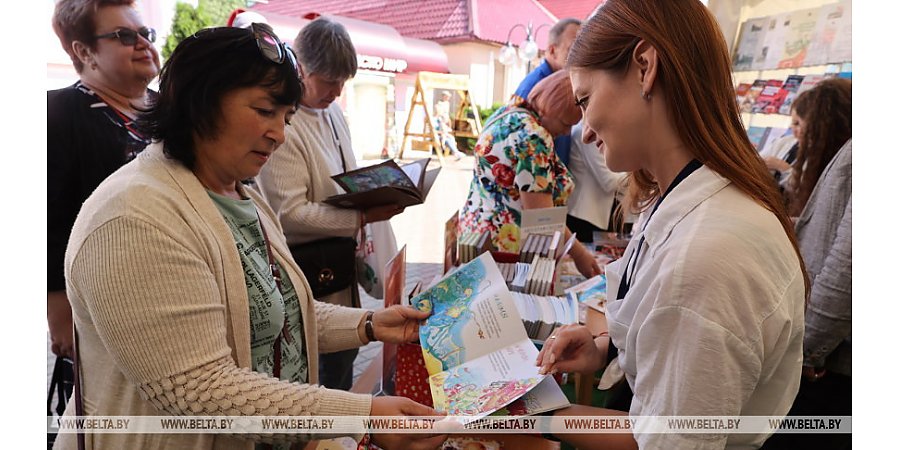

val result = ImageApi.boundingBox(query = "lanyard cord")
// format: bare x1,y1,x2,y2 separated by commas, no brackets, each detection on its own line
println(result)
256,212,292,379
616,159,703,300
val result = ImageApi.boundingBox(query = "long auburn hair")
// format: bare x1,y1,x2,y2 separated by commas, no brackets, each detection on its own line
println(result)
568,0,809,297
789,78,852,216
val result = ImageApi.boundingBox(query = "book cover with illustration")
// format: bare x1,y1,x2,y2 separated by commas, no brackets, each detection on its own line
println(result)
734,83,752,109
325,158,440,209
412,253,569,421
755,13,789,69
566,274,608,322
732,18,767,71
746,126,771,151
751,79,785,114
740,80,767,113
776,75,806,115
777,7,819,69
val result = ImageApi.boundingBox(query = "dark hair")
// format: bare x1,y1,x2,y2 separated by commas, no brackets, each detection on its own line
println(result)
788,78,852,216
140,25,302,169
567,0,809,297
549,18,581,47
52,0,134,73
293,17,357,80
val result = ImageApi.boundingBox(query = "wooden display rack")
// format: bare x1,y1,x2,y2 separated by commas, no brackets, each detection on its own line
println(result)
399,71,483,164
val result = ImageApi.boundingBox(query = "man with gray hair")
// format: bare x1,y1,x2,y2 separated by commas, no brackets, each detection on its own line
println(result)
255,17,404,392
513,18,581,165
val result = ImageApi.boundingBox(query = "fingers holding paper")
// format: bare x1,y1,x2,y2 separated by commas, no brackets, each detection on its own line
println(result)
535,324,607,375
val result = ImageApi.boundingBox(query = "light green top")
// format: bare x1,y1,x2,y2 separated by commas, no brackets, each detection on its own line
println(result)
207,190,308,384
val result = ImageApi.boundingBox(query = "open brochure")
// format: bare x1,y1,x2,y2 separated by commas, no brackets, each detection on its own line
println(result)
411,253,569,422
324,158,441,209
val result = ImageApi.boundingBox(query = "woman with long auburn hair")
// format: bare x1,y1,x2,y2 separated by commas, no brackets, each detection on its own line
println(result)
535,1,809,449
786,78,852,216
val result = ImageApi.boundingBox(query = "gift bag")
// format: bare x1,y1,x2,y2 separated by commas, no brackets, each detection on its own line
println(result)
394,343,433,408
356,221,398,300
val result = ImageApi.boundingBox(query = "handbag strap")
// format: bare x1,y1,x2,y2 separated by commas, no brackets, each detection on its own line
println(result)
325,112,349,173
73,324,85,450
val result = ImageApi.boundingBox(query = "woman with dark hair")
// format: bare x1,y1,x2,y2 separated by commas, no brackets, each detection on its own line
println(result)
535,1,808,449
58,25,445,450
48,0,159,361
784,78,852,216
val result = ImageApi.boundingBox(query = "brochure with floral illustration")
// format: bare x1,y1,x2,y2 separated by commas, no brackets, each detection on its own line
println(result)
324,158,440,209
412,253,569,420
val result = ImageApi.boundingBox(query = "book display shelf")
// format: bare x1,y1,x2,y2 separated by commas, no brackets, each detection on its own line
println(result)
729,0,852,151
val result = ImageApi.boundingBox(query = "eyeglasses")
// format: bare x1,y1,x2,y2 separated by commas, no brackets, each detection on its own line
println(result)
95,27,157,46
251,23,297,71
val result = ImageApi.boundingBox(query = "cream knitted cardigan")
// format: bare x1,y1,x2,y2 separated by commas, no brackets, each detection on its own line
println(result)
57,143,372,450
255,102,362,246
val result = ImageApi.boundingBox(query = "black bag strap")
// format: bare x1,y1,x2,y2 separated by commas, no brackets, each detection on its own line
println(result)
325,111,349,173
73,324,85,450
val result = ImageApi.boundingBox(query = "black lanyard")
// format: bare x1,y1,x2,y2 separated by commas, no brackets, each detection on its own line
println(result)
615,159,703,300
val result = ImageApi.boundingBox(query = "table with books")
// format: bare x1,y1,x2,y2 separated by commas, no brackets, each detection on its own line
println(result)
331,217,631,449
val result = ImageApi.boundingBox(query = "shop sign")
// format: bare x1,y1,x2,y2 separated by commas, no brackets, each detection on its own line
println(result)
358,54,408,73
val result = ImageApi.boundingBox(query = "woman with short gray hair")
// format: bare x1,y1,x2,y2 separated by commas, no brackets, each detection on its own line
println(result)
255,17,405,391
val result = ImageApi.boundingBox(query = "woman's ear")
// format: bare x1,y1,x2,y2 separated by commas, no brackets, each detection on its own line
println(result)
632,39,658,100
72,40,93,68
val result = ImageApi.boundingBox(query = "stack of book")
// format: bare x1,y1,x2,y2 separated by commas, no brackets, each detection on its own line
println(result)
458,231,491,264
512,292,578,343
509,255,558,296
519,231,562,263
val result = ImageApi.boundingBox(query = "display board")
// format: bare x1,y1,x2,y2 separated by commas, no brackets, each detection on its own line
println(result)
731,1,851,71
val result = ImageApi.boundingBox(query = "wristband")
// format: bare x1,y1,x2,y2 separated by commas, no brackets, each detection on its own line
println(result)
364,311,376,343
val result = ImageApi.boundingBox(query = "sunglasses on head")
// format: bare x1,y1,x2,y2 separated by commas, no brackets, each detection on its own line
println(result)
250,23,298,71
95,26,157,46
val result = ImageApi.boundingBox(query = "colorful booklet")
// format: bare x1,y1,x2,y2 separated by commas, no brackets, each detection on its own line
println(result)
324,158,440,209
740,79,767,113
565,274,608,323
775,75,806,115
412,253,569,421
751,79,784,114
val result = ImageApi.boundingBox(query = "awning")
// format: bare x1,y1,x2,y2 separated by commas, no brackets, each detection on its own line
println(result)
257,11,449,74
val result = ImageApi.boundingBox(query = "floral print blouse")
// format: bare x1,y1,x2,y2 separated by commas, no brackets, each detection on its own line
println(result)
459,97,574,253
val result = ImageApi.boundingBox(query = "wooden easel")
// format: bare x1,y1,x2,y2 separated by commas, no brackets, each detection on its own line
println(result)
399,71,483,164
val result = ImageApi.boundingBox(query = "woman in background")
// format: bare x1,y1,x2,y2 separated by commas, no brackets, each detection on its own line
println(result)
782,78,851,216
48,0,159,361
459,70,600,278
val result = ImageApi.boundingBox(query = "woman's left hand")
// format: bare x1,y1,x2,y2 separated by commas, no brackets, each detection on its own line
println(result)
372,305,431,344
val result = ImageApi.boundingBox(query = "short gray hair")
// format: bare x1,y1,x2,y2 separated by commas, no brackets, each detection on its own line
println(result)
548,18,581,47
293,17,358,79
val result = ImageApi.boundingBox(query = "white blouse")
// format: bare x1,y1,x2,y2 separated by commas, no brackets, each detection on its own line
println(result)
605,165,805,449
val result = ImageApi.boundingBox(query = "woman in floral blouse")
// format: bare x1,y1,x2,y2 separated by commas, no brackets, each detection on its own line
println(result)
460,70,601,277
